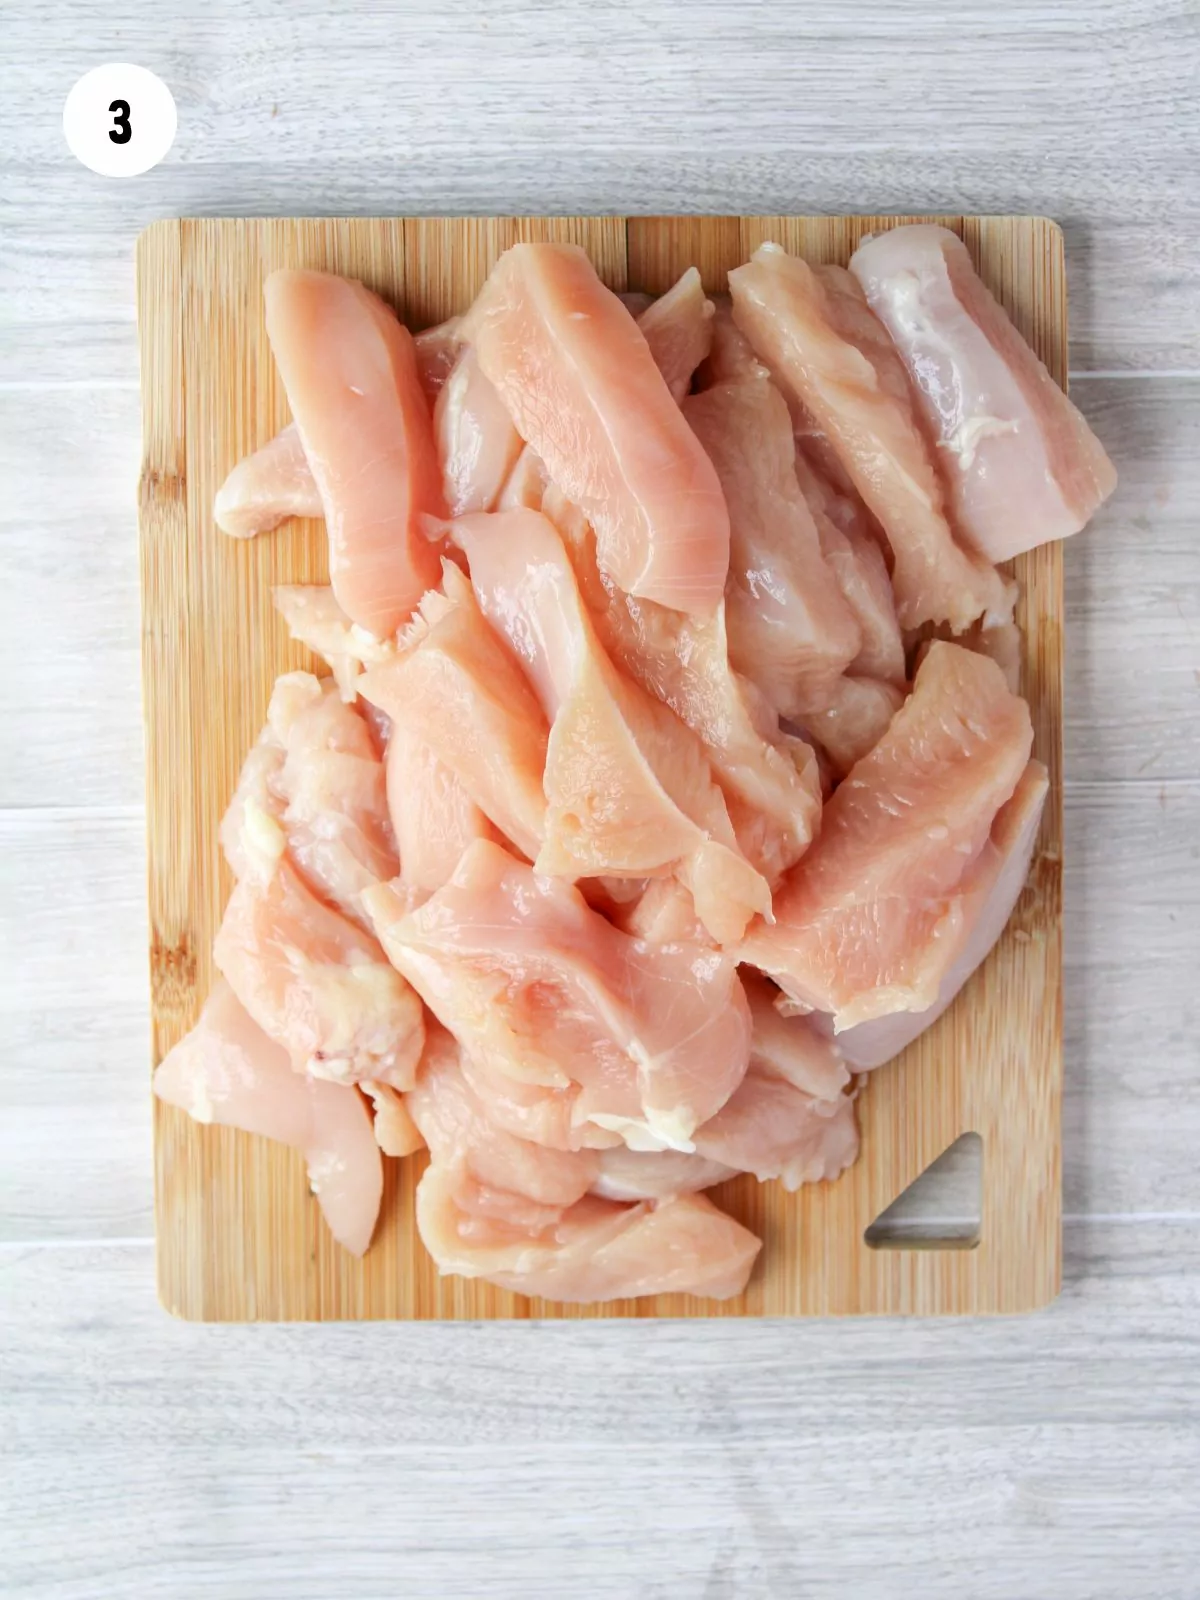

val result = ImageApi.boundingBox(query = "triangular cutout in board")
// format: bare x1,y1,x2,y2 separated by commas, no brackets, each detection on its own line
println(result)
865,1133,982,1250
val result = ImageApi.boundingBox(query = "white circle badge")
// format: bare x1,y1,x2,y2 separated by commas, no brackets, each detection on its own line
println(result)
63,64,177,177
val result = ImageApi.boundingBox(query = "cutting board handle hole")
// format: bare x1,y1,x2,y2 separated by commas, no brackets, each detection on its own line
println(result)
864,1132,982,1251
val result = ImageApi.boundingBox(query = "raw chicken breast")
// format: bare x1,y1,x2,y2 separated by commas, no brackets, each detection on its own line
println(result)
385,716,499,897
265,269,445,636
590,1144,734,1201
688,971,858,1189
452,507,770,942
455,1051,622,1153
462,243,731,615
497,445,548,511
408,1023,599,1229
741,642,1033,1028
827,758,1049,1069
850,225,1116,560
741,970,850,1099
542,489,821,887
262,672,397,926
363,839,751,1151
154,980,382,1256
636,267,715,402
696,297,769,388
912,615,1023,695
417,1166,760,1302
434,346,524,515
683,376,861,718
272,584,397,702
694,1070,860,1191
213,423,322,539
794,676,906,780
214,853,425,1089
361,1080,425,1157
413,317,464,406
358,564,549,861
616,878,708,945
728,245,1013,633
792,450,905,685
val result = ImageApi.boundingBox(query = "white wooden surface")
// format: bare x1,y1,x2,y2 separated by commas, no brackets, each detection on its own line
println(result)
2,2,1198,1595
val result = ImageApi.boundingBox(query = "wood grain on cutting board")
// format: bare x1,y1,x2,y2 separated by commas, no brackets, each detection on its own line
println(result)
137,214,1063,1320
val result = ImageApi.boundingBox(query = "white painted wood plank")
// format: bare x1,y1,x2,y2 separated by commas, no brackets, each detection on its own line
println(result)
2,1,1199,371
4,377,1195,807
3,781,1197,1241
2,1228,1198,1599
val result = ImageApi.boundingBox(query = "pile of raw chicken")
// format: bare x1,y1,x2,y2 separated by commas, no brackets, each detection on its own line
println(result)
155,225,1115,1304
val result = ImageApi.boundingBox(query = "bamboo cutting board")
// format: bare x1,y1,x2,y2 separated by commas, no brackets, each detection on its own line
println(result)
138,214,1063,1321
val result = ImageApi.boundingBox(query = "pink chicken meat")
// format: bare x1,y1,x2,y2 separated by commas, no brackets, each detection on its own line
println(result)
728,245,1013,633
264,269,445,637
826,757,1049,1069
416,1167,761,1303
154,980,382,1256
363,839,751,1152
850,225,1116,561
220,672,398,930
741,642,1033,1029
213,422,323,540
462,243,731,615
541,488,821,888
358,564,550,862
451,507,770,943
636,267,715,403
684,374,862,718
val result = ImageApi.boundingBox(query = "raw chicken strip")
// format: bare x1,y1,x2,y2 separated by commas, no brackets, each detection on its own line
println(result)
358,564,549,861
696,297,769,388
413,317,464,407
741,642,1033,1028
434,346,524,516
694,1071,859,1191
214,423,323,539
688,972,858,1189
683,376,861,718
850,225,1116,560
455,1051,622,1152
417,1167,760,1303
362,1080,425,1157
385,716,499,897
792,450,905,685
794,676,906,780
591,1145,735,1201
272,585,397,702
220,672,396,928
497,445,548,511
154,980,382,1256
616,878,708,946
214,853,425,1089
825,758,1049,1069
363,839,751,1151
462,243,731,615
912,615,1023,695
636,268,715,402
265,269,445,636
452,507,770,942
408,1024,599,1229
741,971,850,1099
728,245,1012,632
542,489,820,886
268,672,398,925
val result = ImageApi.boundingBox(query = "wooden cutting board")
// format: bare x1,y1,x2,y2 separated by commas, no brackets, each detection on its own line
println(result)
137,214,1063,1321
